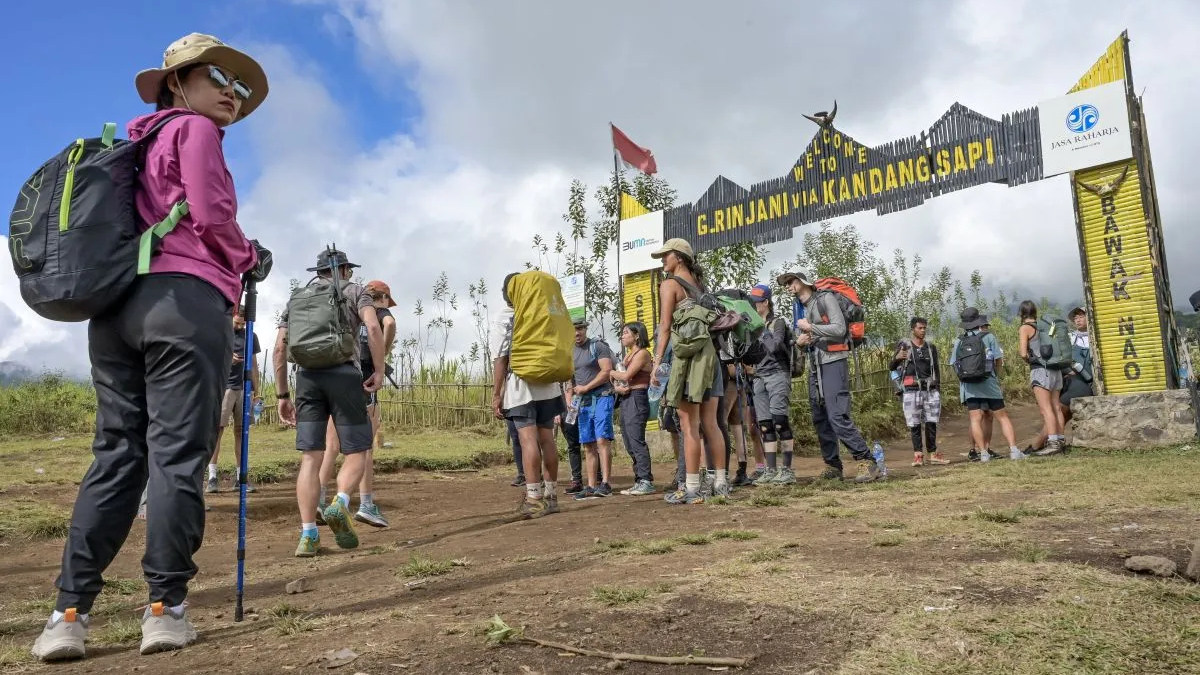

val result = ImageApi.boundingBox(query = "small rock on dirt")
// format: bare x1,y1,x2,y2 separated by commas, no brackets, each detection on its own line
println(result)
605,660,625,670
317,648,359,669
286,577,313,594
1125,555,1176,577
583,627,593,634
1186,540,1200,581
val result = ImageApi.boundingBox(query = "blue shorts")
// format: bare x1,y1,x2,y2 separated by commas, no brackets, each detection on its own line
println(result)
578,395,616,444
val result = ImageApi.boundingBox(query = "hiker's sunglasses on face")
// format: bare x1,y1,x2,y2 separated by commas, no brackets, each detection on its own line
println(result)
206,64,252,101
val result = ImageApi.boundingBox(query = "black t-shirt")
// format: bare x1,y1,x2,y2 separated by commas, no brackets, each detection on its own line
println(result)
359,307,393,376
892,339,939,384
228,329,261,390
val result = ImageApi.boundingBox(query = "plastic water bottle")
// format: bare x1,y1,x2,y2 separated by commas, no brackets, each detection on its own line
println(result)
564,400,579,425
872,441,888,478
252,398,264,424
648,362,671,403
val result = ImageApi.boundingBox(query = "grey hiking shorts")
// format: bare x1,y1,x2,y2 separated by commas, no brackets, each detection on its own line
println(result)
752,370,791,421
1030,366,1063,392
295,363,373,453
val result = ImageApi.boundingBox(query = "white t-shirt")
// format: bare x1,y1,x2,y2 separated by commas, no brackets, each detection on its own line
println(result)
1071,330,1090,350
490,307,564,409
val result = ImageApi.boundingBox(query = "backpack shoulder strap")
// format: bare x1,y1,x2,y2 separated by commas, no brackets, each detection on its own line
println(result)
667,273,702,300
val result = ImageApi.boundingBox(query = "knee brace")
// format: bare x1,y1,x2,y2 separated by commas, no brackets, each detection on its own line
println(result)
757,419,779,443
773,415,793,441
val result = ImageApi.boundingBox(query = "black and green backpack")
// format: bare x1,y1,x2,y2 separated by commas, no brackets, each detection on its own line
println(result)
7,114,189,322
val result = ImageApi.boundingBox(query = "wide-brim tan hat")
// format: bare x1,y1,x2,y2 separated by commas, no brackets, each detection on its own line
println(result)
135,33,269,121
650,238,694,261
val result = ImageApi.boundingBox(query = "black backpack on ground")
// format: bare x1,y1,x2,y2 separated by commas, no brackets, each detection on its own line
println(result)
8,114,189,322
954,331,989,383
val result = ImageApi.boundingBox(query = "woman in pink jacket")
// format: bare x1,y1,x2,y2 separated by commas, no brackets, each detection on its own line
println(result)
33,33,271,662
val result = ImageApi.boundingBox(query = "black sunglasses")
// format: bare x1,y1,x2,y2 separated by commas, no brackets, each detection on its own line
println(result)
206,64,252,101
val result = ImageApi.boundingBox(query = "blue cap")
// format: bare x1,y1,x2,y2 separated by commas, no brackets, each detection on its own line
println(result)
749,284,771,302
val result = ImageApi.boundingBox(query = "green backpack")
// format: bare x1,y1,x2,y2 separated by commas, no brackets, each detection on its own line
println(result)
667,276,765,361
1031,316,1073,371
286,276,358,369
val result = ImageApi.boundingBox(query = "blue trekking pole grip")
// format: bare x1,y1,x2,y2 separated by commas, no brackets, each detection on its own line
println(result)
235,277,257,622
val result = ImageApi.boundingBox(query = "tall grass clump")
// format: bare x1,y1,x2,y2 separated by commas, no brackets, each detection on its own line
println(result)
0,373,95,435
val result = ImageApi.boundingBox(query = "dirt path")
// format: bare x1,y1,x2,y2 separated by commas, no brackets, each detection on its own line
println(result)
1,403,1064,673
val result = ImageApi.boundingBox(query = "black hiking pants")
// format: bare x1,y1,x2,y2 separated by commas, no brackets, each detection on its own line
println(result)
55,275,232,613
809,357,871,471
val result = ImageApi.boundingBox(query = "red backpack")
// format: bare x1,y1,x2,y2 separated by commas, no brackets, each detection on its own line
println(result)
813,277,866,351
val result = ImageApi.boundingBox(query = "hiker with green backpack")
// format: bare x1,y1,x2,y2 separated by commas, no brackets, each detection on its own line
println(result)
25,33,271,662
1018,301,1071,456
274,248,387,558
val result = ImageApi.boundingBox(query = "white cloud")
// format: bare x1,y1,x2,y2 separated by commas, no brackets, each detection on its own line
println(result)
4,0,1198,376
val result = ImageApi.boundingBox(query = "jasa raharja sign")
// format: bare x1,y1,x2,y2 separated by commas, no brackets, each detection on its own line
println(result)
1039,79,1133,177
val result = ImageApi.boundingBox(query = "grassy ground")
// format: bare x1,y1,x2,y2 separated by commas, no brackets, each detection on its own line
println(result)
0,425,508,492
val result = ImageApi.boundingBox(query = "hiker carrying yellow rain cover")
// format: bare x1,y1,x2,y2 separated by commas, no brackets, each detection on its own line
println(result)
505,271,573,384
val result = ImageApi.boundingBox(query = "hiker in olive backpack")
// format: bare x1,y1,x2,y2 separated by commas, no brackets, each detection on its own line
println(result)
890,317,948,467
779,271,877,483
1017,301,1067,456
275,248,386,558
32,33,271,663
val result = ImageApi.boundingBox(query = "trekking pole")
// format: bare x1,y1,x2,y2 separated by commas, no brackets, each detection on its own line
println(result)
234,276,257,623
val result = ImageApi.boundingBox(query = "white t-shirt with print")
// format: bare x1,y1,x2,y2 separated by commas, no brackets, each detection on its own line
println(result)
490,306,564,409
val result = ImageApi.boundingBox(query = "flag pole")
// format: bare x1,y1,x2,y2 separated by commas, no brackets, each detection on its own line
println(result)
612,125,624,338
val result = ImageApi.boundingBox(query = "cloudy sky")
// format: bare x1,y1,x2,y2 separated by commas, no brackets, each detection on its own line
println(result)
2,0,1197,377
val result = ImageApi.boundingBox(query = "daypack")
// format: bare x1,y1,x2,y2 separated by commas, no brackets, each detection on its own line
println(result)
1030,317,1073,370
812,277,866,350
715,288,768,364
954,332,990,383
506,270,573,384
8,114,190,322
286,274,358,369
668,277,764,362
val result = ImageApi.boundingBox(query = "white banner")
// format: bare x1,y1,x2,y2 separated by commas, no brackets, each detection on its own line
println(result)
557,273,585,323
618,209,665,275
1039,79,1133,177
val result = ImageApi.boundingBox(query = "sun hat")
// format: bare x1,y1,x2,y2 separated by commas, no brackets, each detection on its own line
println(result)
650,238,694,261
960,307,990,330
776,271,814,288
135,33,269,121
306,248,360,272
365,280,397,307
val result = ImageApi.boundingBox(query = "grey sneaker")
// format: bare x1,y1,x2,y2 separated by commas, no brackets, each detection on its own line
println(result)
771,468,796,485
753,467,778,486
354,503,389,528
713,483,732,498
665,489,704,505
31,609,88,662
1034,439,1065,457
204,476,218,494
139,602,197,655
747,467,766,482
627,480,655,496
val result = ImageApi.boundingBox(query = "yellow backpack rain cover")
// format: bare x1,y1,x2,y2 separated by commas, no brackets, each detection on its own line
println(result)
507,271,574,384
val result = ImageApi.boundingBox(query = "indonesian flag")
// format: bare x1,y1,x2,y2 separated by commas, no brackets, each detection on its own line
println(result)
611,123,657,175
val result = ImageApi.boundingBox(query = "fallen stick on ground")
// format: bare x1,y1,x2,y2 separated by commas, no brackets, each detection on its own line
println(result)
516,635,753,667
484,614,752,667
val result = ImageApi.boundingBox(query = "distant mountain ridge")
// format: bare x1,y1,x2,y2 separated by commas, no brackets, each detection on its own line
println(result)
0,361,37,386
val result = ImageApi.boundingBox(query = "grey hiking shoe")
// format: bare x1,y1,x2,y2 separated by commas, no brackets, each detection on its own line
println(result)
204,476,218,494
355,504,389,528
1034,439,1065,457
819,466,843,481
139,602,197,655
854,459,880,483
771,468,796,485
665,489,704,505
321,500,360,549
713,483,732,498
31,609,88,662
753,467,777,486
626,480,656,496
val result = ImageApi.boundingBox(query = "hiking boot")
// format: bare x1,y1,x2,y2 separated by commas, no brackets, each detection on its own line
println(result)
544,494,559,515
854,459,880,483
771,468,796,485
139,602,197,655
819,466,843,481
928,452,950,465
912,452,925,467
573,486,597,501
626,480,656,496
732,470,753,487
295,532,319,557
1035,439,1065,457
594,483,613,498
713,483,732,498
967,449,981,462
510,475,526,487
205,476,219,494
321,500,360,549
1010,446,1029,460
31,609,88,662
752,467,778,486
518,497,547,519
355,504,389,528
564,481,584,495
665,489,703,505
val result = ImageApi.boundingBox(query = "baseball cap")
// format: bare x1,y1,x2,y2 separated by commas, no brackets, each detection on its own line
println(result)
749,284,772,302
650,238,695,261
365,280,397,307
